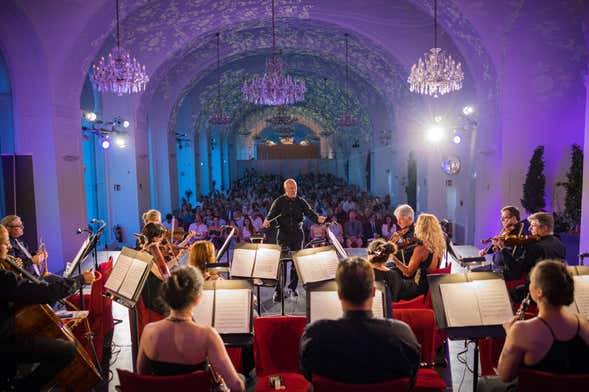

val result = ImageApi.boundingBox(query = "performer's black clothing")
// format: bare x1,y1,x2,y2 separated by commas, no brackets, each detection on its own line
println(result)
490,222,525,268
0,267,84,390
300,310,420,384
8,237,40,277
266,195,320,291
500,234,565,281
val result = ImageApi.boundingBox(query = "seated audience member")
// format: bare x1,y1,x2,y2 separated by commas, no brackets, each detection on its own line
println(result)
309,221,327,245
495,260,589,384
137,266,245,391
189,215,209,242
381,214,397,241
239,217,254,243
188,240,222,281
328,215,344,244
207,216,224,249
390,213,444,300
300,257,420,384
344,211,363,248
363,213,382,244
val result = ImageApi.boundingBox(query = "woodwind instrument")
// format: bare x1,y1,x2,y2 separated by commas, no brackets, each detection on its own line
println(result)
208,361,229,391
37,236,49,276
516,293,531,320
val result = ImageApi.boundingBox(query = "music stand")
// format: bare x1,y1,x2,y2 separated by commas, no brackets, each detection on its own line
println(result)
206,226,236,275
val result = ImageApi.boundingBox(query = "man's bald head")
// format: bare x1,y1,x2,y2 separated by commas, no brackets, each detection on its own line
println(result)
283,178,298,198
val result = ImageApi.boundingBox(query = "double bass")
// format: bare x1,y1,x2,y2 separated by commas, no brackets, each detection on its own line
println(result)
0,256,102,391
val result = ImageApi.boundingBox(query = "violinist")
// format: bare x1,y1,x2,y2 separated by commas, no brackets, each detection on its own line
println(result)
2,215,47,278
139,223,171,316
493,212,565,286
390,213,445,301
391,204,416,265
479,206,525,262
0,224,95,391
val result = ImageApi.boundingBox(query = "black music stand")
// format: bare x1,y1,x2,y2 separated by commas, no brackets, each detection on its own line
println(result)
428,272,512,392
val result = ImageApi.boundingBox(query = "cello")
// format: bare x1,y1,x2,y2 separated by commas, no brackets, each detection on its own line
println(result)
0,256,102,391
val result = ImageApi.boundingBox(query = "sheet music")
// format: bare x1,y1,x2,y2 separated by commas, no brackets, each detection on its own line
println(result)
214,289,251,334
252,247,280,279
230,248,256,277
573,275,589,317
310,291,342,323
192,289,214,327
327,228,348,258
373,288,384,318
119,259,148,299
474,279,513,325
440,282,482,327
104,253,133,292
297,250,339,284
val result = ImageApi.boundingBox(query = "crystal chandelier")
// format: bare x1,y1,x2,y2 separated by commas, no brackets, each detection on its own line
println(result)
408,0,463,97
242,0,306,106
337,33,358,128
209,33,232,125
90,0,149,96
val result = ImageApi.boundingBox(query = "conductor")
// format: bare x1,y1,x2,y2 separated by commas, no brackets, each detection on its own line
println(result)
263,178,325,301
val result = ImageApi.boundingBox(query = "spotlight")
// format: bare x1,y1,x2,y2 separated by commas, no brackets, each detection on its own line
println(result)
114,135,127,148
100,137,111,150
84,112,97,121
462,106,474,116
434,115,443,123
426,125,445,143
452,135,462,144
122,120,130,128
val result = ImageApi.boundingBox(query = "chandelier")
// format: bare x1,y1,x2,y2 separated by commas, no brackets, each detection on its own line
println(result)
266,106,297,127
337,33,358,128
90,0,149,96
242,0,306,106
209,33,232,125
408,0,463,97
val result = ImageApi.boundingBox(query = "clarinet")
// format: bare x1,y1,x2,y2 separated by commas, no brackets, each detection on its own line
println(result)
516,293,531,320
208,361,229,392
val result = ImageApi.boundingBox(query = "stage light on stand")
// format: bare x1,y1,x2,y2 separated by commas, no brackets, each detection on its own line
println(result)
426,125,445,143
84,112,97,121
100,136,111,150
452,135,462,144
463,105,474,116
122,120,130,128
434,115,443,123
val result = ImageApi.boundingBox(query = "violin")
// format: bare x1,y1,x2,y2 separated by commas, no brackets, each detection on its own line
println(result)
481,223,516,244
397,237,419,251
483,234,541,247
388,227,410,244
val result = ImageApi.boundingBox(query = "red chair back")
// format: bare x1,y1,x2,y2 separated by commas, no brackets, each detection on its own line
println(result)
312,374,410,391
253,316,307,376
99,257,114,294
518,368,589,391
393,309,436,363
117,369,211,391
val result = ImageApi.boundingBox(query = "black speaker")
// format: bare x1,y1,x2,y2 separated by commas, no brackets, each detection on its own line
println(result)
1,154,38,249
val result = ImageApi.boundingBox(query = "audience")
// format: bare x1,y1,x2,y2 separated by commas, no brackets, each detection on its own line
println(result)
344,211,364,248
300,257,420,384
137,266,244,391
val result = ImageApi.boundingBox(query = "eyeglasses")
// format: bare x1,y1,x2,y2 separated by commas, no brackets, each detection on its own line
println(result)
500,216,513,221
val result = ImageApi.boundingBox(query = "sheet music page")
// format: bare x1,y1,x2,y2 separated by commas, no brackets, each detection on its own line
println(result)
310,291,342,323
474,279,514,325
214,289,251,334
230,248,256,277
439,282,482,327
119,259,148,299
192,290,214,327
252,248,280,279
297,250,339,284
372,288,384,318
573,276,589,317
105,253,133,292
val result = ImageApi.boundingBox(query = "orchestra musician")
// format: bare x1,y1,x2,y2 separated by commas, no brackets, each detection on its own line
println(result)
139,223,172,316
390,213,445,301
0,224,95,391
493,212,565,286
187,240,222,281
263,178,325,301
391,204,416,265
2,215,48,278
479,206,526,265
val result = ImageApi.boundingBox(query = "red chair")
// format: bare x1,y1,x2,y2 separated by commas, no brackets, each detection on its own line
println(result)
253,316,309,391
391,309,446,392
517,368,589,391
312,374,410,391
116,368,211,391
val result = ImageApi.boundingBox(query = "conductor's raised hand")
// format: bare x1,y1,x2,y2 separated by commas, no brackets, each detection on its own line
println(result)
262,219,270,228
318,216,326,224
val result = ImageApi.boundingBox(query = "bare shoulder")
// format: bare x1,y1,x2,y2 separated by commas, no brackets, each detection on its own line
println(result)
577,313,589,341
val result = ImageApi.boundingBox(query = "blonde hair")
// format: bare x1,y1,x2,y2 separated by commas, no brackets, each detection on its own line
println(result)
142,209,161,225
414,213,446,261
188,240,216,275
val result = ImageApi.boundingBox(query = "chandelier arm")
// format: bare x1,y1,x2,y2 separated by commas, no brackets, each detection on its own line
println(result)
115,0,120,48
